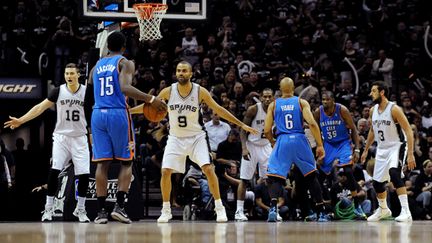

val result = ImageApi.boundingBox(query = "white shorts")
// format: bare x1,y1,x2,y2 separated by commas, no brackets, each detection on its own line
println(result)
240,141,271,180
373,143,406,182
52,133,90,175
162,133,211,173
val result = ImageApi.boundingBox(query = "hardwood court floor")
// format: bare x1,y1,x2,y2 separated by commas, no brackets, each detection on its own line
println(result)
0,220,431,243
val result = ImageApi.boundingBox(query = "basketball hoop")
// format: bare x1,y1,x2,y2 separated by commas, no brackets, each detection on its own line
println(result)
133,3,168,41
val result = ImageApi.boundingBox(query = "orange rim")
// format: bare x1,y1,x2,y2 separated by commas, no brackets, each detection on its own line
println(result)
133,3,168,20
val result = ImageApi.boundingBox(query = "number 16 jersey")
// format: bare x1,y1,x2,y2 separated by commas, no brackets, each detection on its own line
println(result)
372,101,404,148
168,83,204,137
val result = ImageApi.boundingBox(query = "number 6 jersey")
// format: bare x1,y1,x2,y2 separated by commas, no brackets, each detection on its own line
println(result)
48,84,87,136
167,82,204,137
371,101,405,148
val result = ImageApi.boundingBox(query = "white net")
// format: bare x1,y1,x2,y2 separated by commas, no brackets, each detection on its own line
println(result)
133,4,168,41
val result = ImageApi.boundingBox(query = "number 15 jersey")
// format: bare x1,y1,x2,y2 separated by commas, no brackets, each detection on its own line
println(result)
93,55,127,109
168,83,204,137
372,101,404,148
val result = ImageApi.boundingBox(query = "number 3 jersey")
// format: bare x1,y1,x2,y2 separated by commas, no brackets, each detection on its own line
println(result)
372,101,405,148
168,82,204,137
48,84,87,136
319,103,350,144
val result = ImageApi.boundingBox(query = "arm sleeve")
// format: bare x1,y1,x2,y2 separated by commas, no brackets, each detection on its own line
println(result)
47,87,60,103
84,84,94,127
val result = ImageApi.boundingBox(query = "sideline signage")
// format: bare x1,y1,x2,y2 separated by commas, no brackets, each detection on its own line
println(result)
0,78,42,99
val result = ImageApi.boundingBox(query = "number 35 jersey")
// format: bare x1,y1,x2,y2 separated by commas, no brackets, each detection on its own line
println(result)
48,84,87,137
319,103,350,144
168,82,204,137
372,101,404,148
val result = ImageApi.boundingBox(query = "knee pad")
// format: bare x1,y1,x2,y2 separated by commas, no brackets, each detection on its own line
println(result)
389,168,404,188
121,160,133,167
77,174,90,197
372,180,386,193
47,169,61,196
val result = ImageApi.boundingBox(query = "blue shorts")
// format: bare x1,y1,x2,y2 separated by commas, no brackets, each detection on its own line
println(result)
267,133,316,178
321,139,353,174
91,108,135,162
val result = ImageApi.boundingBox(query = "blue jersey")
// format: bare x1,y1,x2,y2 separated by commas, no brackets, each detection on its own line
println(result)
274,96,304,135
319,103,350,143
93,55,127,109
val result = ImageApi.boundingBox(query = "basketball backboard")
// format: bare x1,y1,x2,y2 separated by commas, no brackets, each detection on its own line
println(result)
81,0,206,20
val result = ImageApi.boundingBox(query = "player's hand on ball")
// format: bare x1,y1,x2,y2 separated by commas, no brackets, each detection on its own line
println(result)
151,97,168,113
406,154,416,170
316,145,325,161
242,124,258,135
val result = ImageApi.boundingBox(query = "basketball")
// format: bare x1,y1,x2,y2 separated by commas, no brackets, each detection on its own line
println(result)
143,103,167,122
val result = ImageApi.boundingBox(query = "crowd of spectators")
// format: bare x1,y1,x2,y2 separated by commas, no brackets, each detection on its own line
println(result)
1,0,432,220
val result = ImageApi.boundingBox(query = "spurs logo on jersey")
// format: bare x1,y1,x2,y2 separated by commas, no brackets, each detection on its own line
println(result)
54,84,87,136
372,102,405,148
248,102,270,146
168,83,204,137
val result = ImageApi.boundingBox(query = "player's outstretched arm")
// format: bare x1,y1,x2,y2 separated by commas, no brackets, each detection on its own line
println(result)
128,87,170,115
340,105,361,162
119,59,167,112
200,87,258,135
392,105,416,170
300,99,325,161
361,106,375,164
264,101,275,146
240,105,257,158
4,99,54,130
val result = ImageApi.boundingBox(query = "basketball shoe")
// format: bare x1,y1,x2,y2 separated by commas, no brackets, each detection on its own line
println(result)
354,205,367,220
367,207,392,222
111,203,132,224
157,207,173,223
41,206,54,222
234,210,248,221
395,208,412,222
215,206,228,222
73,207,90,223
94,208,108,224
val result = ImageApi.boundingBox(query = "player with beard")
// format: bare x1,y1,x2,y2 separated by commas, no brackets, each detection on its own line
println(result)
361,81,415,222
130,61,258,222
313,91,365,219
235,88,274,221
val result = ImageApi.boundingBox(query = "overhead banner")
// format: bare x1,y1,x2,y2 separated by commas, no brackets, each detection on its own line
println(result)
0,78,42,99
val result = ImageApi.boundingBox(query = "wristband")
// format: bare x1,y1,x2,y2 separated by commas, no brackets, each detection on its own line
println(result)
149,95,155,104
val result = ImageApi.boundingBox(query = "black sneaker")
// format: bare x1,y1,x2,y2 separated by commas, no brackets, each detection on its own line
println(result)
94,209,108,224
111,203,132,224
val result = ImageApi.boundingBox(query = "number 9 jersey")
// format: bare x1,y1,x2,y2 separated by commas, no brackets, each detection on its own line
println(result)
167,83,204,137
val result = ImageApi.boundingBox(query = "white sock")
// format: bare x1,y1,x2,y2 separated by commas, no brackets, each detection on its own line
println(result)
398,194,410,212
77,196,86,209
46,196,54,208
378,198,388,209
215,199,223,208
236,200,244,212
162,202,171,209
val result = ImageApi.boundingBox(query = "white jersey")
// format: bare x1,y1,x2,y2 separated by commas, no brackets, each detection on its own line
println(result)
54,84,87,137
168,83,204,137
372,102,404,149
248,103,270,146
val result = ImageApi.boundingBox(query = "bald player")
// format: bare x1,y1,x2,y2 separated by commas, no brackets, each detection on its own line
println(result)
264,77,329,222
